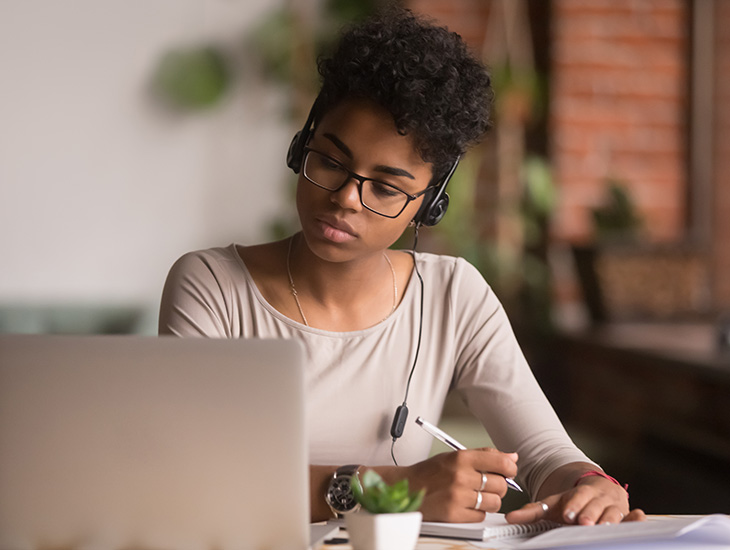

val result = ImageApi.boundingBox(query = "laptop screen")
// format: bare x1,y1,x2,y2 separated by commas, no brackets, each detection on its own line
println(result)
0,335,309,550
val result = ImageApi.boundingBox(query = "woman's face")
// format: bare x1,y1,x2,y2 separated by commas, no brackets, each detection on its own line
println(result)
296,98,433,264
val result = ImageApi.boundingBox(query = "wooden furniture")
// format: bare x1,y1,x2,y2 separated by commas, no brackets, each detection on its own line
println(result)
555,323,730,460
551,322,730,513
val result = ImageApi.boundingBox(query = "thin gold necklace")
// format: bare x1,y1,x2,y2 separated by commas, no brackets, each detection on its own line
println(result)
286,235,397,327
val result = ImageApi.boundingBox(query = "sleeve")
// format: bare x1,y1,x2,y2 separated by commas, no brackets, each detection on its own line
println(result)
158,251,232,338
449,259,595,499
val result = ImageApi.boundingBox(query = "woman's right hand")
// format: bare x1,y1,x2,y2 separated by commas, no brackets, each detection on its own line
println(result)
394,448,519,522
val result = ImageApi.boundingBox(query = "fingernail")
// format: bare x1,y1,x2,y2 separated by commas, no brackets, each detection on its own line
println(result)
566,510,576,521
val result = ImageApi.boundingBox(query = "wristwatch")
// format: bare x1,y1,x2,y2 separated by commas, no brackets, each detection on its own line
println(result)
325,464,362,516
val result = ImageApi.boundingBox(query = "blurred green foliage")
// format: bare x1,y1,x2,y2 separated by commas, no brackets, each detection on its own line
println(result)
251,0,383,238
249,0,381,87
153,46,229,110
592,179,642,242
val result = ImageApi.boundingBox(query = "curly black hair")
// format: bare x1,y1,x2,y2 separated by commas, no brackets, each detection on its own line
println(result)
316,7,493,181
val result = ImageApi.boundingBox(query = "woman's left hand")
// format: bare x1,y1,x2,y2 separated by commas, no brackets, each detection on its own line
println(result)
505,475,645,526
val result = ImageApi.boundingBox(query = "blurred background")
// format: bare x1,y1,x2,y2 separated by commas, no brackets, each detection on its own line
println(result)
1,0,728,514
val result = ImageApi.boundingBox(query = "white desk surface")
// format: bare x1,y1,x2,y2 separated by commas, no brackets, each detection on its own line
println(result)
320,515,727,550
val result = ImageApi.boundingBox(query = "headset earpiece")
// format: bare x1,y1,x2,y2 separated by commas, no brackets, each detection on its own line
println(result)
412,155,460,227
286,95,322,174
286,130,305,173
421,193,450,226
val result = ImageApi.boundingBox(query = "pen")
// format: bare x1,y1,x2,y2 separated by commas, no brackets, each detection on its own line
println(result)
415,416,523,492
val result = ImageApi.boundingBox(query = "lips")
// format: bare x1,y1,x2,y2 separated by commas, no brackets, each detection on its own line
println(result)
316,216,359,243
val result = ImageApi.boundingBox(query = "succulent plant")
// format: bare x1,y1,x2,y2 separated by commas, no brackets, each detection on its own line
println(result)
352,470,425,514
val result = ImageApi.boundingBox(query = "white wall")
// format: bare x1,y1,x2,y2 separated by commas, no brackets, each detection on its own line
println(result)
0,0,296,313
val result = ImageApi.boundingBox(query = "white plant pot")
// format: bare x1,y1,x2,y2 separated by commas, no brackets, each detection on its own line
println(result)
345,511,422,550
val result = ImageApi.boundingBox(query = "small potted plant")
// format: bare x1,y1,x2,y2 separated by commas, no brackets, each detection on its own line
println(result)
345,470,425,550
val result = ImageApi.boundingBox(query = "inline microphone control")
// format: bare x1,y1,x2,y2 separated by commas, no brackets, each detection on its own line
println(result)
390,404,409,439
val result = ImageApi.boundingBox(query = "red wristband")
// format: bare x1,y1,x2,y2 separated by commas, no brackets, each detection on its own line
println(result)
576,470,629,496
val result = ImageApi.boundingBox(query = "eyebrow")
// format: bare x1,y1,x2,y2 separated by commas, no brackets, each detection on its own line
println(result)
323,132,416,180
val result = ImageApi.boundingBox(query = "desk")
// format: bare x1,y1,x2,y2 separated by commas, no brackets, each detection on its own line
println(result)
321,515,730,549
323,538,473,549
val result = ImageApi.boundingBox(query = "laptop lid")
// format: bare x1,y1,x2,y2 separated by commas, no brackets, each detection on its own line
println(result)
0,335,309,550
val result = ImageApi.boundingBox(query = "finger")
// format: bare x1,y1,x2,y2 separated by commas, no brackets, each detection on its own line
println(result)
623,508,647,522
420,484,501,523
574,497,611,526
560,485,600,524
505,498,558,524
477,490,502,513
596,505,626,525
454,488,499,522
473,470,508,498
468,448,519,480
474,447,519,465
478,471,488,491
420,488,485,523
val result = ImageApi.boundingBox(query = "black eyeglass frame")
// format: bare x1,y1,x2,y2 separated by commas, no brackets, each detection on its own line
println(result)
301,147,430,219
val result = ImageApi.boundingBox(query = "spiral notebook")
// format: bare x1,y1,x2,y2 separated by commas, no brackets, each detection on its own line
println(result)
420,513,558,541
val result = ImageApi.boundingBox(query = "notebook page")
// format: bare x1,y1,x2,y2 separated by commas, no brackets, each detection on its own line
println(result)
420,513,558,540
513,514,730,549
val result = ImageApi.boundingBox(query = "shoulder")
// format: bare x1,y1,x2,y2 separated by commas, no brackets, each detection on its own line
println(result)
412,251,490,292
159,245,245,337
236,240,287,280
167,245,242,282
162,245,255,302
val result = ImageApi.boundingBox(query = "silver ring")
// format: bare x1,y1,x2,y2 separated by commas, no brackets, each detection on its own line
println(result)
474,490,483,511
537,501,549,513
479,472,488,491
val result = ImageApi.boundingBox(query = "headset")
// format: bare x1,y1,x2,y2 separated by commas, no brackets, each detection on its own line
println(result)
286,95,460,227
287,96,460,464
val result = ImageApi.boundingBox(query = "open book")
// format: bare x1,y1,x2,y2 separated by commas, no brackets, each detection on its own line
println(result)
420,513,557,541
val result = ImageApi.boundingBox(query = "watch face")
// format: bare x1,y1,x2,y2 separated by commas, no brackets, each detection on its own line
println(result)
327,475,358,512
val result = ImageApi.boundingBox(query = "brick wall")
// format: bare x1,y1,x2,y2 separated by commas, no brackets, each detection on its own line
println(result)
408,0,688,243
550,0,688,243
406,0,729,309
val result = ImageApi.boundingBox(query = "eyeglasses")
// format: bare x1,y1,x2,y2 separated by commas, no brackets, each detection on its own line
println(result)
301,147,429,218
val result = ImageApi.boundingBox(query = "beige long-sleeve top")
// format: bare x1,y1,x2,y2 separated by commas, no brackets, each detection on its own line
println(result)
159,244,593,497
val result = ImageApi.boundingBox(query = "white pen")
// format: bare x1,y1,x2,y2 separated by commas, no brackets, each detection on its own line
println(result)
415,416,523,492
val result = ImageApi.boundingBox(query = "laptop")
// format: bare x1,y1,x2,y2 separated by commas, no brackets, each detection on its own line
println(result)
0,335,313,550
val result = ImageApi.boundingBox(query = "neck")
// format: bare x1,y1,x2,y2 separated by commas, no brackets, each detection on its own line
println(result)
289,235,387,300
287,233,398,328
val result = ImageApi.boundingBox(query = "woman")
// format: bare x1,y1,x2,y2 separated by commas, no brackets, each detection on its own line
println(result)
159,8,644,526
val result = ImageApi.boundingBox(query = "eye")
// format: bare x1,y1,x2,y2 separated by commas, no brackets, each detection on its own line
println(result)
317,153,347,173
370,180,403,198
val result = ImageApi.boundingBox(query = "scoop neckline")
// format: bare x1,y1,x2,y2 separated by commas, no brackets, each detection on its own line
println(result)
229,243,419,337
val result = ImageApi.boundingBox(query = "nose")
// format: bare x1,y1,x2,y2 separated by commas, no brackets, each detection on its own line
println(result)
330,177,363,212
